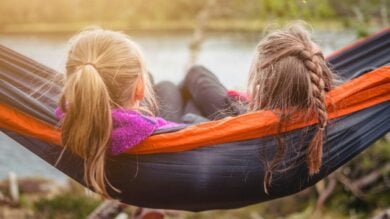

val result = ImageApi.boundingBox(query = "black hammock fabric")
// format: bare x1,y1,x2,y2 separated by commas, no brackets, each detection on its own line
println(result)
0,29,389,211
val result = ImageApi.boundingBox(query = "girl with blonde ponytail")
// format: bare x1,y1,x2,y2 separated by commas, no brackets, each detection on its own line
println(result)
57,28,180,197
247,23,338,191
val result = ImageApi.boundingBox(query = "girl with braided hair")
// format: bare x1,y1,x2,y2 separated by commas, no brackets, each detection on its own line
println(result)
247,23,338,191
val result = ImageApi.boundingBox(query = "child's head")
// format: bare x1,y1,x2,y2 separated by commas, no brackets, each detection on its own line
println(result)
59,28,155,197
247,23,336,180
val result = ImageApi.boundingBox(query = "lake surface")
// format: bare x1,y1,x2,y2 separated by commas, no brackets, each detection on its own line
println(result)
0,30,356,181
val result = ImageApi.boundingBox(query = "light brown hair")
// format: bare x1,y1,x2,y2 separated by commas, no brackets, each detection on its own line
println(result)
248,23,337,191
59,28,156,197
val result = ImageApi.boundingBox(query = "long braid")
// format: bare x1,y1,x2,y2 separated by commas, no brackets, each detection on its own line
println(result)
248,23,336,193
299,49,328,174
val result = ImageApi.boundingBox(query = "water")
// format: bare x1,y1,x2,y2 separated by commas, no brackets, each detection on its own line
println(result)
0,30,356,181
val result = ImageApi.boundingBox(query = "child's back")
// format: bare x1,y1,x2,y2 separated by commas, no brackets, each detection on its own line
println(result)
247,23,338,191
58,28,177,197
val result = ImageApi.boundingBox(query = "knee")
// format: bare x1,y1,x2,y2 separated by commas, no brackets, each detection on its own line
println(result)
185,65,211,83
157,80,175,87
187,65,208,76
155,81,177,92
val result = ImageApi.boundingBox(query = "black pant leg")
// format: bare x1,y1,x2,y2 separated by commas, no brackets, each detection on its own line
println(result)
182,65,241,120
154,81,184,123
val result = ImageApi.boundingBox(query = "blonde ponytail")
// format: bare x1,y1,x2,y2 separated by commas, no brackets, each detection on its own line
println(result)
60,28,156,197
61,64,112,197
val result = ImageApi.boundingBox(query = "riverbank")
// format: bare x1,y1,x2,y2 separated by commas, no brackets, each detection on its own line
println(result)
0,176,388,219
0,19,349,34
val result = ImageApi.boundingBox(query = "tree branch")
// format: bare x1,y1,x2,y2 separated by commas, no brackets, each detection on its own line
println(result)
352,163,390,189
315,174,337,212
336,163,390,200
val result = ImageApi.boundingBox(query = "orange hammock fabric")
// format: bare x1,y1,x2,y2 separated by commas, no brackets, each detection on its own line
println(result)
1,66,389,154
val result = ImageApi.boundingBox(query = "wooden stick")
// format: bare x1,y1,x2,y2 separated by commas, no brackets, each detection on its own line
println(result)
87,200,127,219
8,172,19,204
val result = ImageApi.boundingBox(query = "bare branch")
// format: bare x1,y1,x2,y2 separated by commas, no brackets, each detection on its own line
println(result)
315,174,337,212
352,163,390,189
336,173,366,199
187,0,218,68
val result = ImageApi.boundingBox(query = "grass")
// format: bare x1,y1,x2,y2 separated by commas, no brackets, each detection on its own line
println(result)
33,192,101,219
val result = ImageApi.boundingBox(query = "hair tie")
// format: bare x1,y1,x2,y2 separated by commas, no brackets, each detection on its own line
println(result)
84,62,97,68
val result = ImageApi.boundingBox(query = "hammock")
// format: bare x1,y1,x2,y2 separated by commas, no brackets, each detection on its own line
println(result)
0,28,389,211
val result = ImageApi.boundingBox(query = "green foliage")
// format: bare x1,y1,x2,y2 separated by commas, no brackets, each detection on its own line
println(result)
33,192,101,219
0,0,387,29
326,139,390,216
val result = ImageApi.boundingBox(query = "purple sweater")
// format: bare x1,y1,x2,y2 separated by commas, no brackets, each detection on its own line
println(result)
55,108,180,155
